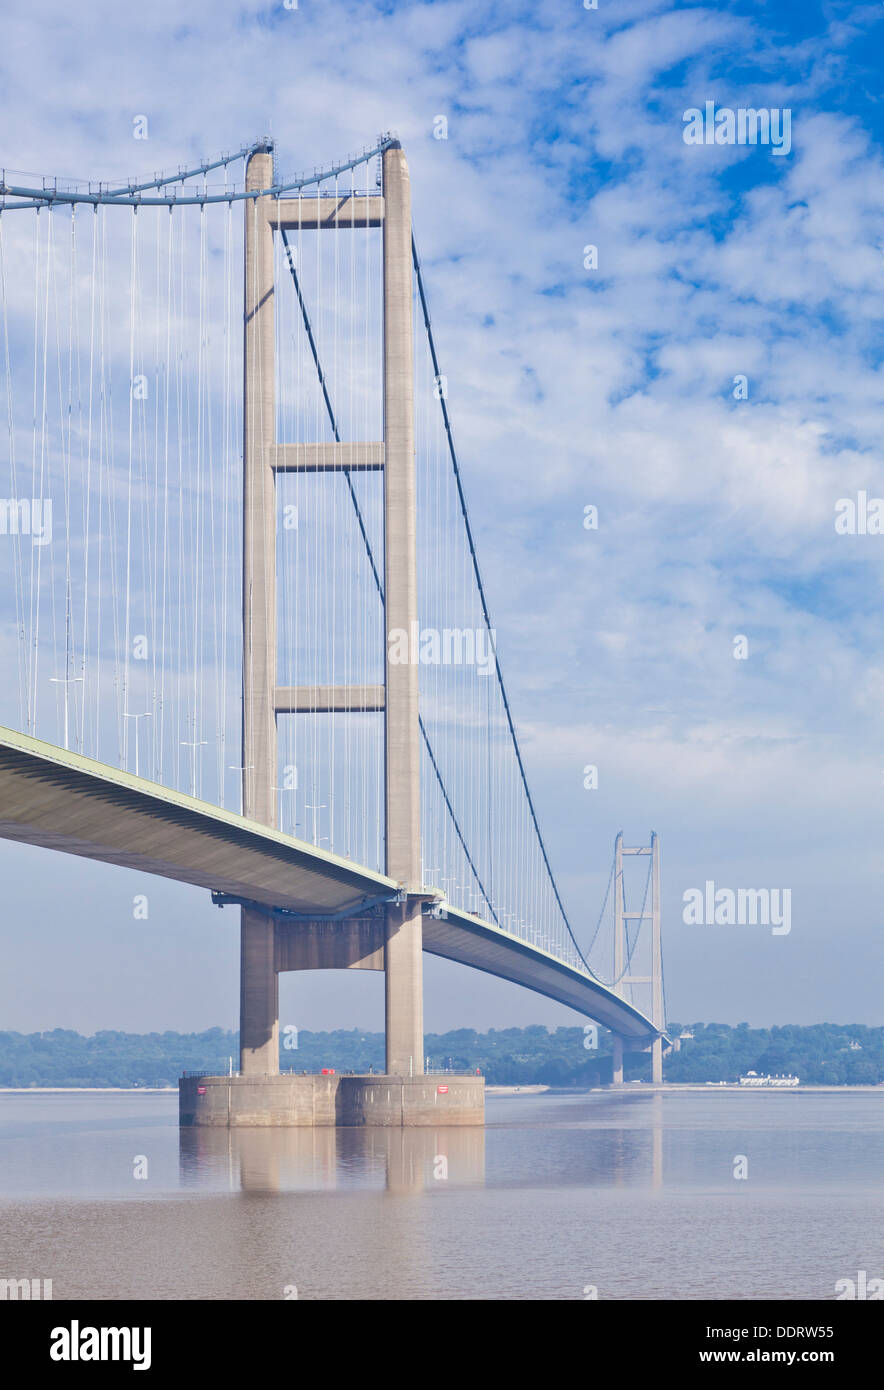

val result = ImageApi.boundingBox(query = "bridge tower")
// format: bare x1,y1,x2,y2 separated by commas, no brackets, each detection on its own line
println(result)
610,831,664,1085
240,140,425,1080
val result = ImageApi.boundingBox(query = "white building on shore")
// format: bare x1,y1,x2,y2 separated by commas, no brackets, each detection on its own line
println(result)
739,1071,800,1087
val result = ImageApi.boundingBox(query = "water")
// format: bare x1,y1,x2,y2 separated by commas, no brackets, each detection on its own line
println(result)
0,1089,881,1299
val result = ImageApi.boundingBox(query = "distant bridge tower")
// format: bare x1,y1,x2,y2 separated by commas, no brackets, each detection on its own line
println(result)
610,831,664,1085
240,140,425,1079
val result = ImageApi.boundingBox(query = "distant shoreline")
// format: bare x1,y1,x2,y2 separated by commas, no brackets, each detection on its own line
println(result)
492,1083,884,1096
0,1086,177,1094
485,1084,549,1095
589,1083,884,1094
2,1082,880,1096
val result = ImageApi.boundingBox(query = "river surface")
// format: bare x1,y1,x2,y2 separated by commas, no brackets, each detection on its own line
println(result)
0,1089,881,1299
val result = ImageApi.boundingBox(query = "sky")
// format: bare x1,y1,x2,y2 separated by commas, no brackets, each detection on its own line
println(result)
1,0,883,1036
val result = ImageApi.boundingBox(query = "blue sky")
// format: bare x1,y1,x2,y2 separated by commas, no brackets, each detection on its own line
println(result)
1,0,884,1034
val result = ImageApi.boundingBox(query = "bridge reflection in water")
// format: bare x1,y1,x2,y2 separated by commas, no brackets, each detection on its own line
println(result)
179,1124,487,1195
178,1095,666,1194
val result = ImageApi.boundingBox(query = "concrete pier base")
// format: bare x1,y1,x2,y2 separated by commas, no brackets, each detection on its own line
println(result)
179,1073,484,1127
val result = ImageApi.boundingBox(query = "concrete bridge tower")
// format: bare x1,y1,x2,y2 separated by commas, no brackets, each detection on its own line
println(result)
233,139,462,1116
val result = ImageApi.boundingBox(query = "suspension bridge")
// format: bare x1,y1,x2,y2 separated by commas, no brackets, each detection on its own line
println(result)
0,136,665,1124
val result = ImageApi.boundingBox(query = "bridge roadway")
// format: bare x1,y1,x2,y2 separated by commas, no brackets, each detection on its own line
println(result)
0,725,658,1044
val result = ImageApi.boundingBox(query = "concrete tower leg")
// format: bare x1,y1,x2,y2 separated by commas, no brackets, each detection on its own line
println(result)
382,143,424,1077
240,907,279,1073
612,1036,624,1086
384,901,425,1077
240,146,279,1077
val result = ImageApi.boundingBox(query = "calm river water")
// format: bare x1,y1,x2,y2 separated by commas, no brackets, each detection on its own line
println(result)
0,1088,881,1299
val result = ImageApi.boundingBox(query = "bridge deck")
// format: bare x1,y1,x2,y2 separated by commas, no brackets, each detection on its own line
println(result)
423,904,656,1042
0,726,396,916
0,726,659,1042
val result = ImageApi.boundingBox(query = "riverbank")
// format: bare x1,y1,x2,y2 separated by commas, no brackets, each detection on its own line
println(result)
484,1084,549,1096
1,1081,881,1095
590,1082,884,1094
0,1086,177,1093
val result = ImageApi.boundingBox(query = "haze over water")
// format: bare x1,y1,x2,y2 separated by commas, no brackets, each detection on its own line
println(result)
1,1089,881,1300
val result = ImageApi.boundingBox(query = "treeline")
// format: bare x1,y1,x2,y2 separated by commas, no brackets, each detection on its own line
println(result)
663,1022,884,1086
0,1027,238,1088
0,1021,881,1087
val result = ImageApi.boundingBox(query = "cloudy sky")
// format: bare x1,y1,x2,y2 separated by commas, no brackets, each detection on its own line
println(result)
1,0,883,1036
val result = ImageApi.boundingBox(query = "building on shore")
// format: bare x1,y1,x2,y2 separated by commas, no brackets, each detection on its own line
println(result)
739,1071,800,1087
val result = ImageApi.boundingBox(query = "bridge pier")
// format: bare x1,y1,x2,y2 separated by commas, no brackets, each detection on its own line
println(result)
180,1073,484,1128
188,899,484,1126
